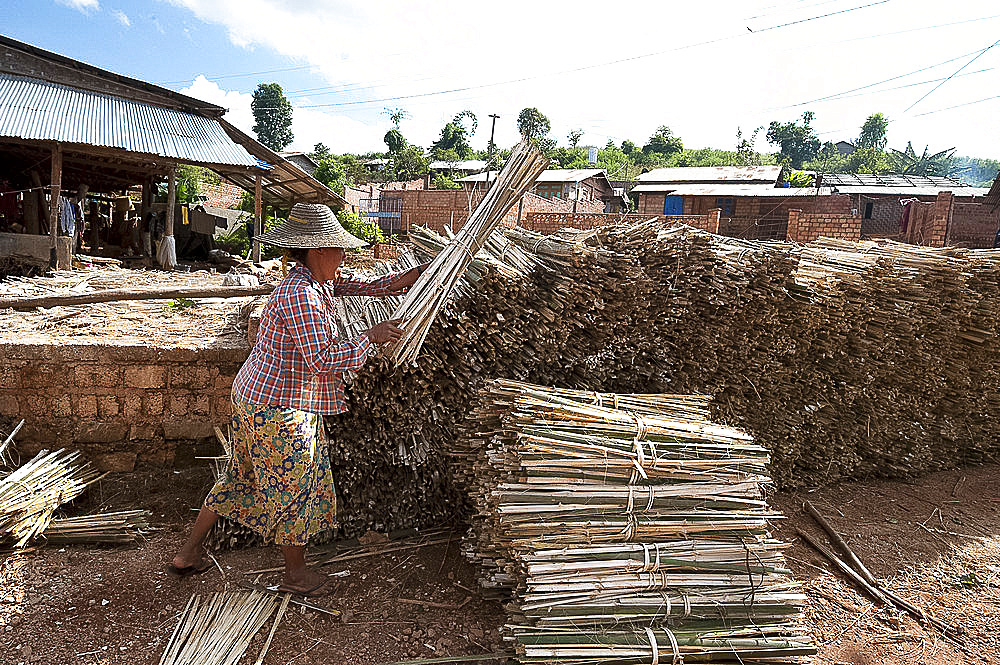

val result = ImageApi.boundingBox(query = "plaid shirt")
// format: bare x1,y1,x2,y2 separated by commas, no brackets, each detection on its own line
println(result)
233,265,404,414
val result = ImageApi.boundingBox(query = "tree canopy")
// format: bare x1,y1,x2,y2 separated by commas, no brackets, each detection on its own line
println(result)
766,111,820,169
430,111,477,159
857,113,889,150
251,83,294,151
643,126,683,158
517,107,551,142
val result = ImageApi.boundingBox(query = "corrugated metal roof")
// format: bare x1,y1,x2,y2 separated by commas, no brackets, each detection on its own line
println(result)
633,183,832,197
636,166,781,184
0,73,258,168
459,168,605,183
429,159,486,170
831,186,989,197
819,172,966,188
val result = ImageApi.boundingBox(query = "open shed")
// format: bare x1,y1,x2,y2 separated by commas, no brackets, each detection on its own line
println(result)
0,34,346,268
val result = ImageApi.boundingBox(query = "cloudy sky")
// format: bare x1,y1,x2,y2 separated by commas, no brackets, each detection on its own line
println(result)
7,1,1000,162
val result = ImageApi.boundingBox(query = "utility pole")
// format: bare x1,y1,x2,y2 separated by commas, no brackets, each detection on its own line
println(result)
485,113,499,189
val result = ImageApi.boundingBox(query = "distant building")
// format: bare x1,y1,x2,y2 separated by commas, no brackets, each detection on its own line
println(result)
458,168,625,212
835,141,857,156
279,152,319,176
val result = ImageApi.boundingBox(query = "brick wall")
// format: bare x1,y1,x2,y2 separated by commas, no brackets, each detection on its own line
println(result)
391,189,603,235
786,209,862,243
521,211,720,235
0,343,247,471
948,202,999,248
902,191,951,247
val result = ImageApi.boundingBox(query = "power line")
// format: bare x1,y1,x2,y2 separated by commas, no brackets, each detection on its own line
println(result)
903,37,1000,112
290,2,891,110
913,94,1000,117
767,45,995,111
749,0,891,33
157,64,315,86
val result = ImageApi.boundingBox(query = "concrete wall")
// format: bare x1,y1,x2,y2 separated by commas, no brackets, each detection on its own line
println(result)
0,232,71,269
786,209,862,244
0,342,247,471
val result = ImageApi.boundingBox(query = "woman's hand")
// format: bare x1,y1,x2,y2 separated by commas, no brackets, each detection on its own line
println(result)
389,263,431,293
367,318,404,344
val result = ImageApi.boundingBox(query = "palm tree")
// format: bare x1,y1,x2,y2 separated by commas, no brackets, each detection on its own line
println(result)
890,142,955,176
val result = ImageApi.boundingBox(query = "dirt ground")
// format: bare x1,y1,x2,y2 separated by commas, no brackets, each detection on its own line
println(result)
1,461,998,665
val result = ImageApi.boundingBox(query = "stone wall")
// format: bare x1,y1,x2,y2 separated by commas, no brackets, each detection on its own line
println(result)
0,342,248,471
0,232,72,270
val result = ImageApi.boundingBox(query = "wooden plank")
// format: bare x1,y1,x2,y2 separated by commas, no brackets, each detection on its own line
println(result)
0,285,275,310
253,173,263,262
165,166,176,237
48,143,62,253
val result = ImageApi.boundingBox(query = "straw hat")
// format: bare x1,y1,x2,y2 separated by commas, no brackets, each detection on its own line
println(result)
255,203,368,249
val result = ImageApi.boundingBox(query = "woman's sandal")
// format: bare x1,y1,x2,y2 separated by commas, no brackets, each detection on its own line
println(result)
166,559,213,579
274,578,329,598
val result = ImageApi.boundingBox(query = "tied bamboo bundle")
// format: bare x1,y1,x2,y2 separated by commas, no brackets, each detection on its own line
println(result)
0,449,103,547
462,379,814,664
159,590,280,665
385,140,549,366
43,510,151,544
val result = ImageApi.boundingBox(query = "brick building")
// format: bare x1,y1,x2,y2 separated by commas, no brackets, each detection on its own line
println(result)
633,166,845,240
459,168,625,212
818,173,990,239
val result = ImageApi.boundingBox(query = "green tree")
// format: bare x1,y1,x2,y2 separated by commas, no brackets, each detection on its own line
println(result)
847,147,893,174
384,107,408,130
891,142,956,176
803,142,848,173
391,145,429,181
620,140,638,157
312,156,350,194
735,127,763,167
310,143,331,161
766,111,820,169
430,110,477,159
172,165,219,204
384,129,407,155
567,129,583,149
251,83,294,151
517,107,551,142
642,126,683,158
857,113,889,150
336,209,384,244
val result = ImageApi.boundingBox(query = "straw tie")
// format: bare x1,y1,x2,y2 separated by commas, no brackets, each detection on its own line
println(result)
641,542,661,572
645,625,684,665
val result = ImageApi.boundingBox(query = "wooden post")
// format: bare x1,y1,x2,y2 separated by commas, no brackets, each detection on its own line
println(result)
48,144,62,251
253,173,262,262
165,167,176,237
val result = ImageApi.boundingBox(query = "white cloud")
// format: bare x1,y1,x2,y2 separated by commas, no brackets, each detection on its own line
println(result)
56,0,99,13
112,9,130,26
165,1,1000,158
178,76,385,154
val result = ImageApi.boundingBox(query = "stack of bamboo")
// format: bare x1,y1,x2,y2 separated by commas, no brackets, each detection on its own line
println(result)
462,379,814,664
290,221,1000,540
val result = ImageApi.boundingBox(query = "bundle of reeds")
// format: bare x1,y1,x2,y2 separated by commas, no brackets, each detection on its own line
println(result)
462,379,814,663
282,219,1000,542
159,590,281,665
386,140,549,366
43,510,151,544
0,449,103,547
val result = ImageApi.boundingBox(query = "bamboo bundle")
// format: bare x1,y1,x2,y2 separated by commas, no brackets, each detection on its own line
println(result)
386,140,549,366
159,590,280,665
43,510,151,544
0,449,103,546
251,218,1000,542
462,379,814,664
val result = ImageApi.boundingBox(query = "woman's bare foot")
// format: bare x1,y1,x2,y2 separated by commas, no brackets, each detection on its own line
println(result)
278,567,329,596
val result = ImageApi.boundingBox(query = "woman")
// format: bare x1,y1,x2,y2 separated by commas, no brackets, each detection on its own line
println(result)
169,203,426,596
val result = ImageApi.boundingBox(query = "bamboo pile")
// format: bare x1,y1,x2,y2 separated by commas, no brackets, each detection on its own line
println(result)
0,449,103,547
386,139,549,366
300,221,1000,540
43,510,151,544
461,379,814,663
159,590,282,665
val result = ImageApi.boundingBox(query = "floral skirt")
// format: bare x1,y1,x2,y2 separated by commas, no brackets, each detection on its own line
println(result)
204,399,336,546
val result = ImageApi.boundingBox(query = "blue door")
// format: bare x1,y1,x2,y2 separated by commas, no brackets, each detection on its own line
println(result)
663,196,684,215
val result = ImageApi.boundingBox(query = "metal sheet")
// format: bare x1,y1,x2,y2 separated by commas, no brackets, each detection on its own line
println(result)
633,183,832,196
0,73,258,168
636,166,782,184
